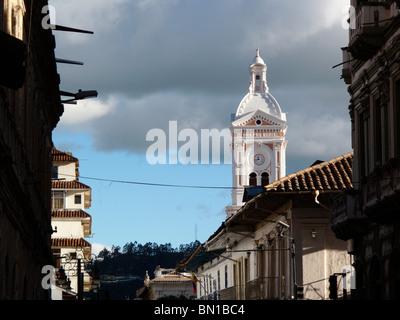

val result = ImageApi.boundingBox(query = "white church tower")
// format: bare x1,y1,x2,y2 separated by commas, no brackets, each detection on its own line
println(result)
226,49,287,217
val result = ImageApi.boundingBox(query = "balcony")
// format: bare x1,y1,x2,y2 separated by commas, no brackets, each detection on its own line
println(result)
363,156,400,223
219,277,280,300
245,277,280,300
330,191,370,240
220,286,236,300
347,4,390,61
341,48,352,84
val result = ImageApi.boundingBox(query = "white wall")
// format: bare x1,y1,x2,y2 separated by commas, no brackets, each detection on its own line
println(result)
52,219,86,238
64,191,85,210
53,161,76,181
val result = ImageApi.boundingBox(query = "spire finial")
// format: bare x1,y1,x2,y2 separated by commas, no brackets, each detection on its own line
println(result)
256,48,260,57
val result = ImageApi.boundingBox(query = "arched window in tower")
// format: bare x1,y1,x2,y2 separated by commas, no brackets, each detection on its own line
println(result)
249,172,257,186
255,75,260,91
261,172,269,186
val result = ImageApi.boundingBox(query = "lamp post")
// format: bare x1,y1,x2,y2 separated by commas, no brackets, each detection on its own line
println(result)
54,249,99,300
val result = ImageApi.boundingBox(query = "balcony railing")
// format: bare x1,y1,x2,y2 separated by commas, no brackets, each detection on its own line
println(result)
330,191,369,240
219,277,280,300
348,3,391,60
245,277,280,300
363,156,400,223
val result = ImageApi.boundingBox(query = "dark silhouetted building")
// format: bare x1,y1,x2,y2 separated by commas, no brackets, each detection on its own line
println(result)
0,0,63,299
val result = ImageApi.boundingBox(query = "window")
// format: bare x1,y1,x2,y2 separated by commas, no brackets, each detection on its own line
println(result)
225,265,228,289
382,102,389,163
11,7,17,37
244,258,250,283
373,95,390,166
52,248,61,269
217,270,221,292
233,264,237,288
395,79,400,156
261,172,269,186
373,96,383,166
255,74,261,90
51,166,58,179
51,191,64,210
199,278,202,296
359,111,370,177
249,172,257,186
74,194,82,204
69,252,77,260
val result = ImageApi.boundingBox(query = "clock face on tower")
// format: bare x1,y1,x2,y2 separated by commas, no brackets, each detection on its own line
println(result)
248,149,270,170
254,154,265,166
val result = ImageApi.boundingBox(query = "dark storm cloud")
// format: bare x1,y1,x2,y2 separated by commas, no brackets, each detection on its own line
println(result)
52,0,349,96
51,0,352,167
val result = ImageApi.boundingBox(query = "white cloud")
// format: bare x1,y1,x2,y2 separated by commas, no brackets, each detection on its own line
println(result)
60,96,117,125
91,242,113,257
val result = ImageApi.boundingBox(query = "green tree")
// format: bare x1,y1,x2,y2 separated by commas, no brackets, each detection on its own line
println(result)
98,247,111,260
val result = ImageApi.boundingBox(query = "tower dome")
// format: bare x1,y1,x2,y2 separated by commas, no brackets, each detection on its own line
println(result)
235,49,284,121
250,48,266,67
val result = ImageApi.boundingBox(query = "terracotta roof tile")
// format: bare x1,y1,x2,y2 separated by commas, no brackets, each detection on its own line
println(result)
52,148,79,164
52,180,91,190
51,210,91,219
51,238,91,248
150,277,192,283
265,152,353,192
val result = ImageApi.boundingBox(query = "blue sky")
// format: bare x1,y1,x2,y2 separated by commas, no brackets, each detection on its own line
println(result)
53,130,233,252
50,0,352,255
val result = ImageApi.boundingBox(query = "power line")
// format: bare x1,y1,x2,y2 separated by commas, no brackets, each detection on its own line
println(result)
56,173,236,190
55,171,400,191
54,172,400,191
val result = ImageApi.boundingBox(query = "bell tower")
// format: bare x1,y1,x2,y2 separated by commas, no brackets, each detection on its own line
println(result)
226,49,287,217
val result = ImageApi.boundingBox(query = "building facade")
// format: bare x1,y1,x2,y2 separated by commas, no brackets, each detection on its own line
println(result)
50,148,94,299
332,0,400,299
148,267,196,300
226,49,287,217
0,0,63,299
179,153,353,300
177,50,351,300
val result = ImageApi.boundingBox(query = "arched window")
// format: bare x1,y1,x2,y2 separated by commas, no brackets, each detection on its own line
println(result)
261,172,269,186
249,172,257,186
255,75,260,91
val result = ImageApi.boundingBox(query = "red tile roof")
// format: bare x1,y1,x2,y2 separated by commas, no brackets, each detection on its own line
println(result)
51,238,91,248
265,152,353,192
150,276,192,283
51,210,91,219
52,180,91,190
51,148,79,164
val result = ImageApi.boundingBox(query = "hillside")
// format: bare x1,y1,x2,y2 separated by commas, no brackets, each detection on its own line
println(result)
85,241,200,300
